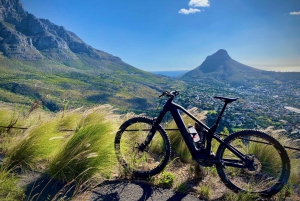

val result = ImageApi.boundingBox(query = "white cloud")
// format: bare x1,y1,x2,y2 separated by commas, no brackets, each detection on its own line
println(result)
178,0,209,15
290,11,300,15
178,8,201,15
188,0,210,7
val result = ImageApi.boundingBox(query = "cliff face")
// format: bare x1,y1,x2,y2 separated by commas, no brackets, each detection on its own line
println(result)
0,0,121,62
0,0,26,21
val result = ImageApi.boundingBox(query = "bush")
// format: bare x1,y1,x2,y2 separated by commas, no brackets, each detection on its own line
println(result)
157,171,176,188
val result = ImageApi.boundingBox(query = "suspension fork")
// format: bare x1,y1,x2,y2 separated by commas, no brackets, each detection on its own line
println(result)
138,108,167,151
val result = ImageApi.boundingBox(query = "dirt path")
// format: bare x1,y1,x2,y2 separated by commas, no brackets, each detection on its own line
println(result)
20,171,204,201
85,180,203,201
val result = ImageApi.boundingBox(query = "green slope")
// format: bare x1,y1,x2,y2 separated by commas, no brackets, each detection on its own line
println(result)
0,55,183,113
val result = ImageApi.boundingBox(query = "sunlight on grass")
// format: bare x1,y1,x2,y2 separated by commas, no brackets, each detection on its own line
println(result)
0,102,299,200
7,119,65,169
48,106,119,182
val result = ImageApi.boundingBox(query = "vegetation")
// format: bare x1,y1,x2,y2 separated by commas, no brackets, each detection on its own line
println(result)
0,102,299,200
156,171,176,188
0,55,184,114
48,106,118,182
0,103,120,200
0,164,25,201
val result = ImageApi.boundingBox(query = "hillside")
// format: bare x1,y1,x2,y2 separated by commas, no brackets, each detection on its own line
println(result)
180,49,300,87
0,0,182,112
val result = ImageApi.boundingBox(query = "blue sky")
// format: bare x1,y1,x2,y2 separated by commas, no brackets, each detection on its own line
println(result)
21,0,300,72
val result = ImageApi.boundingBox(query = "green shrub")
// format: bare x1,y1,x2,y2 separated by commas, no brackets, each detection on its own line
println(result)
157,171,176,188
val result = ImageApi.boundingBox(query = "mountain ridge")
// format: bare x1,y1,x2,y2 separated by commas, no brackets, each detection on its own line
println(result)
0,0,180,112
0,0,123,64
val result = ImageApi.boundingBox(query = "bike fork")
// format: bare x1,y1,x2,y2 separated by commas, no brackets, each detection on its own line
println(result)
137,119,158,152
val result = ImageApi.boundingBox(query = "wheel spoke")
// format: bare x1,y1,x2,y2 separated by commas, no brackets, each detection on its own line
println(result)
216,130,290,196
115,117,170,177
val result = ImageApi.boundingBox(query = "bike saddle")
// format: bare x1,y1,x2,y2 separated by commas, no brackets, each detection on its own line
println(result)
214,96,239,103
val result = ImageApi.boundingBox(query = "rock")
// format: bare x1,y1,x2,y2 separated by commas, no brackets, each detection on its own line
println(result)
0,0,121,62
0,21,43,60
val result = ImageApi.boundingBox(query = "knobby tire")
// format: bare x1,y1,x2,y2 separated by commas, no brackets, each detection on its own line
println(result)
114,117,171,178
216,130,290,197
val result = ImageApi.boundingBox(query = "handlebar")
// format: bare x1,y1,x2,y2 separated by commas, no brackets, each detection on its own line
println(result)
159,90,180,98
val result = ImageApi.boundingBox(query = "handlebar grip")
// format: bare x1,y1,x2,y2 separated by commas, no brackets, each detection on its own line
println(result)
159,90,180,98
159,91,167,98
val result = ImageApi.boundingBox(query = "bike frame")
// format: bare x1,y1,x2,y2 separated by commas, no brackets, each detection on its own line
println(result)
146,95,254,168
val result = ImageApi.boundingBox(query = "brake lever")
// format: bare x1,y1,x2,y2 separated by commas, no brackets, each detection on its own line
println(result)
159,91,167,98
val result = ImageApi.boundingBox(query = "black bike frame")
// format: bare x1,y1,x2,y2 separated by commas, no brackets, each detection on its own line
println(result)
148,95,253,168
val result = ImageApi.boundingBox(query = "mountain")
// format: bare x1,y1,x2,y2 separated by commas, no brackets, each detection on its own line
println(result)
192,49,260,74
0,0,181,112
0,0,126,65
180,49,300,86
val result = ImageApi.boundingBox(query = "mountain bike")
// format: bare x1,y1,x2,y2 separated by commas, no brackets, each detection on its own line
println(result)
114,90,290,196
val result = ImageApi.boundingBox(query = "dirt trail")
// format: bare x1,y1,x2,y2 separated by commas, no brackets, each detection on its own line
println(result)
20,171,204,201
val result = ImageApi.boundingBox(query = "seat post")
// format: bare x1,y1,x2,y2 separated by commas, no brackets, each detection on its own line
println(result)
215,102,228,126
210,96,238,133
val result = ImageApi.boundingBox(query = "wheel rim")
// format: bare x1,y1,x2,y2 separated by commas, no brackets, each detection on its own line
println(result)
218,133,286,193
116,120,168,175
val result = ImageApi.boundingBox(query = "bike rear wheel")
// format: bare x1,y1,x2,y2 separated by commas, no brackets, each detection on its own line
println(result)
114,117,171,178
216,130,290,197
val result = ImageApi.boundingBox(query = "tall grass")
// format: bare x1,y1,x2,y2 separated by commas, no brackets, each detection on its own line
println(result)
57,109,82,132
7,119,65,170
0,105,26,138
263,127,300,186
0,108,13,134
0,163,25,200
1,102,299,200
48,106,119,182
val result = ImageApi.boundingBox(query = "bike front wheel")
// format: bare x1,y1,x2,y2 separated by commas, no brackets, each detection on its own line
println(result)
216,130,290,197
114,117,171,178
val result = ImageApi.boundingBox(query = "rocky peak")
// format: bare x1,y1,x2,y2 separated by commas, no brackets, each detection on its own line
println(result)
180,49,261,82
0,0,122,62
0,0,26,21
196,49,233,73
206,49,231,61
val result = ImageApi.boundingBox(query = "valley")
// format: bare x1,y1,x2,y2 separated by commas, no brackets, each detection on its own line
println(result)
0,0,299,136
176,78,300,137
